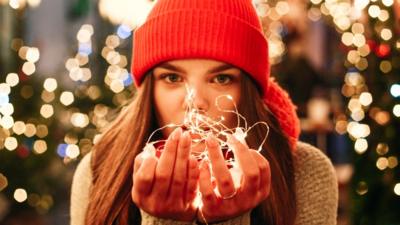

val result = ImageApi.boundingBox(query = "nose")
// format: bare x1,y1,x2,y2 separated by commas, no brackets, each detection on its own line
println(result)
184,86,209,112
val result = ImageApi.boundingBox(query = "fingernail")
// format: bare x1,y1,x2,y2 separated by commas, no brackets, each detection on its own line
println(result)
172,127,182,140
181,131,191,145
206,133,218,148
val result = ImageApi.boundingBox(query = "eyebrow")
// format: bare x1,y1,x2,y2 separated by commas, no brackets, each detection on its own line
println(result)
156,62,236,74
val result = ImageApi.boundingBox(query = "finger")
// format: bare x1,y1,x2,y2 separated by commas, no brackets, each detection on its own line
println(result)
133,152,144,174
250,150,271,200
153,127,182,198
185,155,199,204
132,156,158,205
170,131,191,198
227,135,259,192
206,134,235,198
198,160,217,206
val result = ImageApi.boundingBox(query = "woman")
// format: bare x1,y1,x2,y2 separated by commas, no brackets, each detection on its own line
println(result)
70,0,338,224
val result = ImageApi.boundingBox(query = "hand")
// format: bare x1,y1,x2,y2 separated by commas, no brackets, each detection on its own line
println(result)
131,128,200,221
197,134,271,223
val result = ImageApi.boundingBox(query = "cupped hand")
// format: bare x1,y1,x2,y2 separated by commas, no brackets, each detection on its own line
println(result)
197,134,271,223
131,128,200,221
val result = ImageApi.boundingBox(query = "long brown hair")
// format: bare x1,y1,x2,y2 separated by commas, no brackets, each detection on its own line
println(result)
84,72,297,225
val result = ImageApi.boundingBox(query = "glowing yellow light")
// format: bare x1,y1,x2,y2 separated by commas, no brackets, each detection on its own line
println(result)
334,16,351,31
87,85,101,100
60,91,74,106
65,58,80,71
33,140,47,154
106,51,121,65
351,23,364,34
382,0,394,6
358,45,370,57
380,60,392,73
348,122,370,138
81,68,92,82
0,83,11,95
341,32,353,46
5,137,18,151
348,98,362,112
75,53,89,66
43,78,58,92
351,110,365,121
0,103,14,116
110,79,124,93
388,156,398,169
94,104,108,117
347,50,360,64
14,188,28,203
22,62,36,76
77,24,94,43
335,120,348,134
118,55,128,68
24,123,36,137
69,68,83,81
356,58,368,71
106,35,120,49
354,138,368,154
36,124,48,138
368,5,380,18
356,181,368,195
64,133,78,144
40,104,54,119
376,157,388,170
275,1,290,15
380,28,392,41
375,111,390,125
71,113,90,128
66,144,80,159
353,34,366,47
27,0,41,7
13,121,26,135
0,173,8,191
376,143,389,155
1,115,14,129
397,40,400,49
359,92,373,106
255,2,270,17
26,47,40,63
9,0,24,9
378,10,389,21
18,46,28,60
395,183,400,196
6,73,19,87
393,104,400,117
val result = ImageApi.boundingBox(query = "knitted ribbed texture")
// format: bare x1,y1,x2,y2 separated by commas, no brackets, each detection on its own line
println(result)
131,0,300,149
70,143,338,225
132,0,268,89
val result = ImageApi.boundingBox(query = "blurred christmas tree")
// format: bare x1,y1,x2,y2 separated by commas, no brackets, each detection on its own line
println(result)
307,0,400,224
0,0,138,223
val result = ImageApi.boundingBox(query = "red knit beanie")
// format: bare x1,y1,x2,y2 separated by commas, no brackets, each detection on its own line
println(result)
131,0,300,150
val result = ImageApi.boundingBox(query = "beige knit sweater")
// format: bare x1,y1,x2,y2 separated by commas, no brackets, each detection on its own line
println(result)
70,142,338,225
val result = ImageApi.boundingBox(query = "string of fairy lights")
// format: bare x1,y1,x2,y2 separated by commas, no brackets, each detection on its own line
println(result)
0,0,400,211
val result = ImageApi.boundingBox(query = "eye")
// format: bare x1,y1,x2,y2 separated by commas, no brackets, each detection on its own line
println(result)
161,73,183,83
212,74,233,85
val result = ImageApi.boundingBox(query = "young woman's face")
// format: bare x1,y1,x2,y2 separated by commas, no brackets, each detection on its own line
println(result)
153,59,242,138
